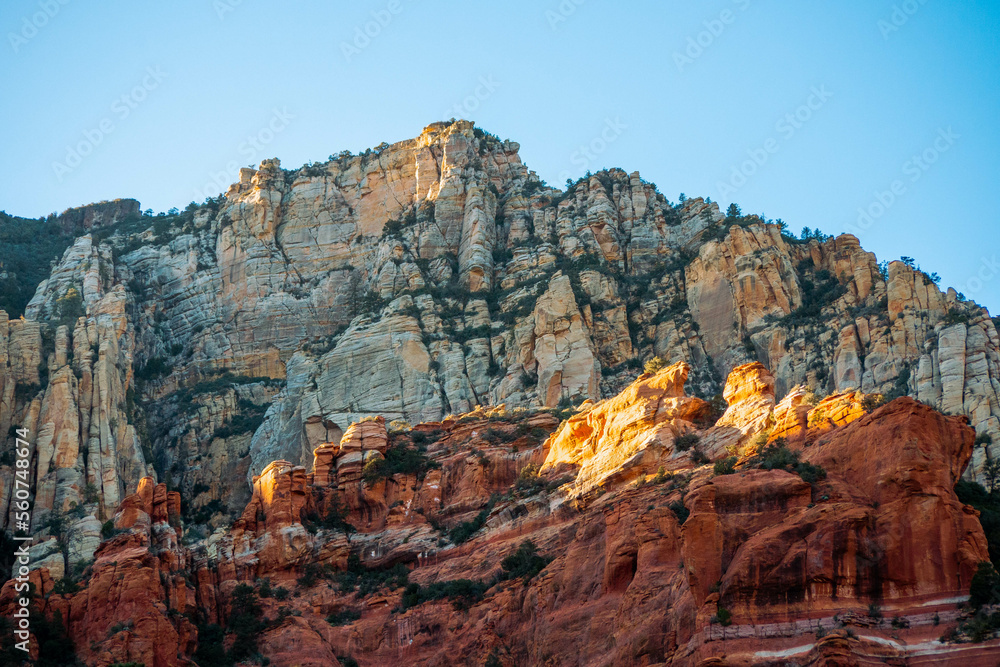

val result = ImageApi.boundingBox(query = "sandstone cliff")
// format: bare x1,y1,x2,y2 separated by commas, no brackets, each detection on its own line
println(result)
3,363,997,666
1,119,998,588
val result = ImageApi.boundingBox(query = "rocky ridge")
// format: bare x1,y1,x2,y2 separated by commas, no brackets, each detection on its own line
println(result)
0,119,998,592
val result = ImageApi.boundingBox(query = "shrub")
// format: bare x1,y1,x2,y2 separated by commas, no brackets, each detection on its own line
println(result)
783,269,847,325
334,554,409,596
54,286,85,327
0,211,79,318
410,429,443,447
362,443,439,486
499,540,551,583
401,579,488,611
652,466,670,484
675,433,699,452
713,457,737,476
956,480,1000,565
321,498,354,534
135,357,172,383
297,563,332,589
942,308,972,326
448,496,497,544
213,399,268,439
970,562,1000,609
713,607,732,626
861,394,886,413
643,356,667,374
513,464,546,497
227,583,264,662
749,438,827,483
326,608,361,626
194,622,227,667
51,577,80,595
669,500,689,524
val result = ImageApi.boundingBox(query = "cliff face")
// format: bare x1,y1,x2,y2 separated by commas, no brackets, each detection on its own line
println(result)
0,120,998,588
2,363,995,666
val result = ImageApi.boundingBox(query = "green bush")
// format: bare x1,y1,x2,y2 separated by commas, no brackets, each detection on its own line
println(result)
513,464,547,497
713,457,737,476
213,399,268,439
51,577,80,595
783,269,847,325
669,500,689,524
334,554,409,596
0,211,77,318
970,561,1000,609
643,356,667,374
362,443,439,486
749,438,826,483
135,357,172,383
498,540,551,583
326,608,361,626
401,579,488,611
54,286,85,327
410,429,444,447
675,433,699,451
449,497,496,544
956,481,1000,566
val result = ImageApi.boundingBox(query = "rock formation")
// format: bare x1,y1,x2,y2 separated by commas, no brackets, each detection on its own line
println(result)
1,121,1000,663
3,362,998,665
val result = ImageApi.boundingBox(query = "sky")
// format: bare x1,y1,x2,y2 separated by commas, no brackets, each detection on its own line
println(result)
1,0,998,313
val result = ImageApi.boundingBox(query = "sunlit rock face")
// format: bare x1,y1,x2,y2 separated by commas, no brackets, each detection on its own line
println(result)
541,361,710,496
1,119,999,576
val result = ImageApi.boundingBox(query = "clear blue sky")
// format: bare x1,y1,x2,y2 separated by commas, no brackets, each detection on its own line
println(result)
1,0,998,312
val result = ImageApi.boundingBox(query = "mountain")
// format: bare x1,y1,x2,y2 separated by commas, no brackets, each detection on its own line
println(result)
1,120,1000,664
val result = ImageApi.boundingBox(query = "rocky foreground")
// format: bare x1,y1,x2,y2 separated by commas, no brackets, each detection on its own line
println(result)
4,361,1000,666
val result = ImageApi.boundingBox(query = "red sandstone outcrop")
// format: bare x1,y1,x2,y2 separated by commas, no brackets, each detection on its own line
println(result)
5,380,1000,665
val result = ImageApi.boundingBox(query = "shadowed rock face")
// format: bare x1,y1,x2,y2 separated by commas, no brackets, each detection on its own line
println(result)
3,364,994,666
1,123,999,656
